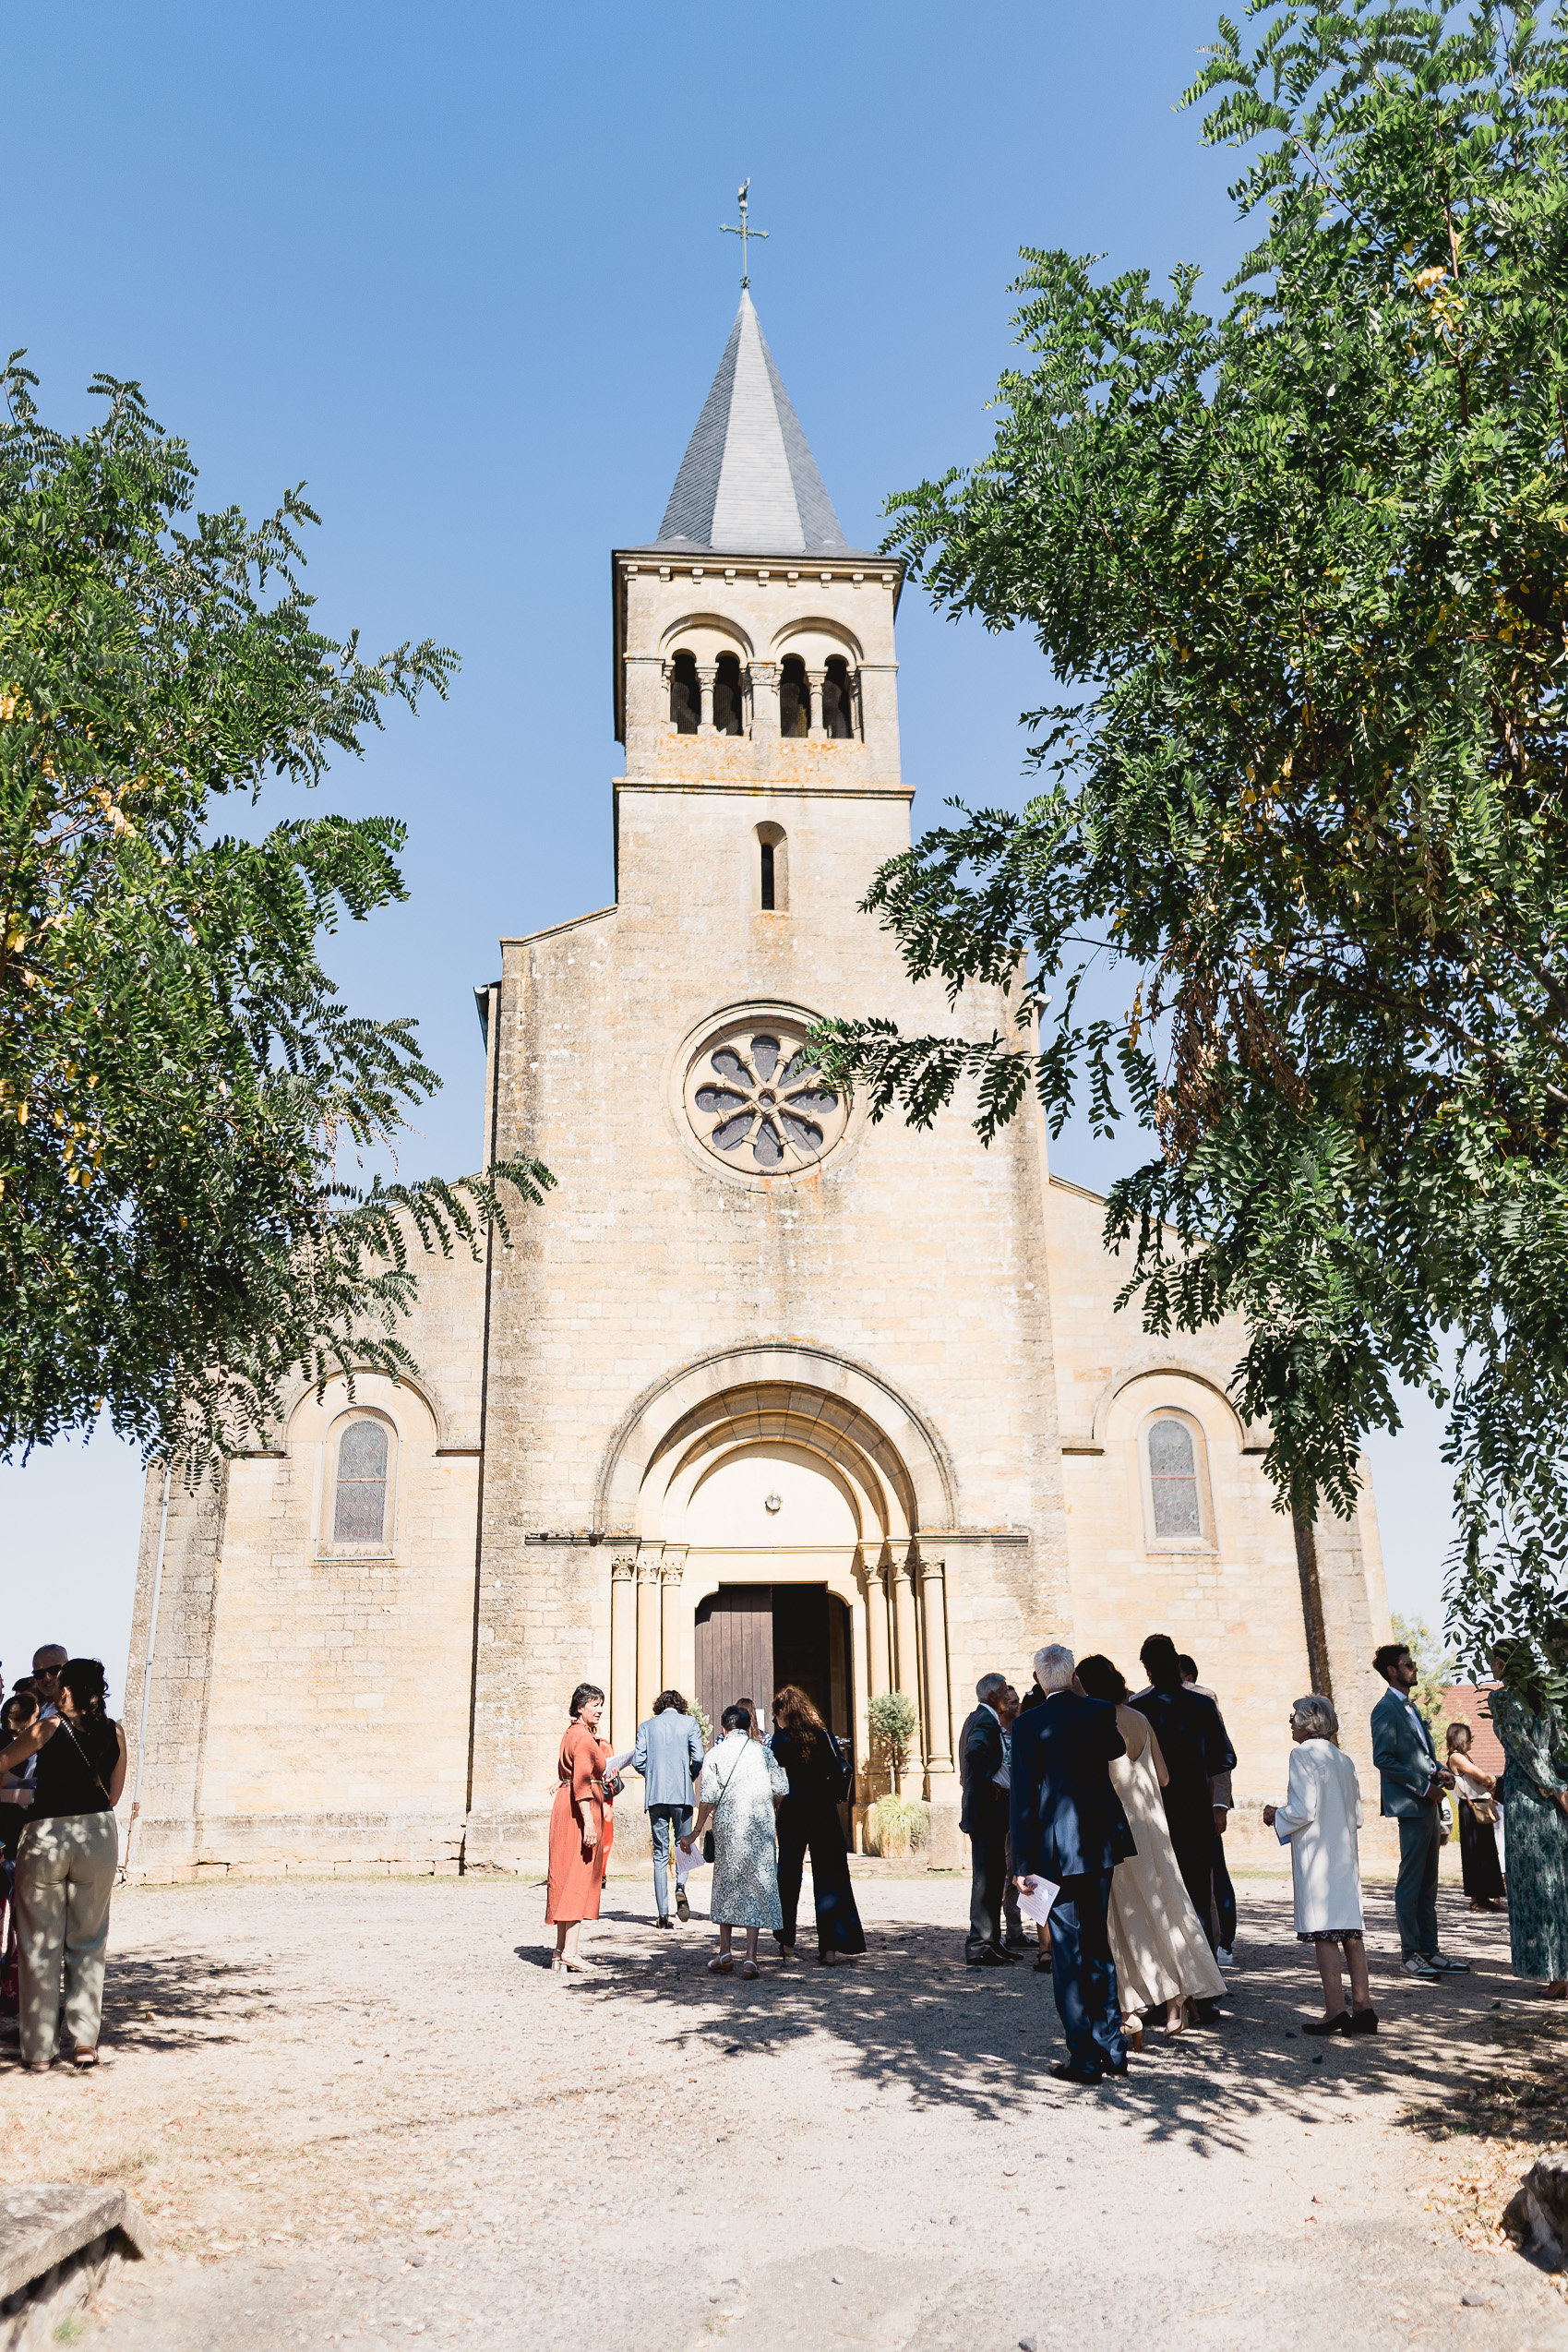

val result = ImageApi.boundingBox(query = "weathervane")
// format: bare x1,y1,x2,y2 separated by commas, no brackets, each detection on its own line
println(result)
721,178,769,289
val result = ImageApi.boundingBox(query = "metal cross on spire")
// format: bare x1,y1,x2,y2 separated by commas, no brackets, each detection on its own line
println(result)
721,178,769,289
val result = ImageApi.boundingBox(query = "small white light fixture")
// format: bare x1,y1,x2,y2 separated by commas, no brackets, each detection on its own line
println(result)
764,1492,783,1515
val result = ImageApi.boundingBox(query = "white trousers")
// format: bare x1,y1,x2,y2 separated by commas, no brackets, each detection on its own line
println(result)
15,1810,117,2064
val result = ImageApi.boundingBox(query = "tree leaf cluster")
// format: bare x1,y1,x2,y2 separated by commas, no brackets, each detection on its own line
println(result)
812,4,1568,1669
0,359,550,1463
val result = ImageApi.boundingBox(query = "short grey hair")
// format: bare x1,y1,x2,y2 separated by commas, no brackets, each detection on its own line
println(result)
1291,1693,1339,1741
976,1671,1009,1704
1034,1643,1076,1692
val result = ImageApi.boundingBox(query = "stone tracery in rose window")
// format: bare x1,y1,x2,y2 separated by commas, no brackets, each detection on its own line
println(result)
685,1023,847,1174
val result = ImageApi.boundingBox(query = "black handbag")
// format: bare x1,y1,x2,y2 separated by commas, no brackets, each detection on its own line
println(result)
820,1730,852,1805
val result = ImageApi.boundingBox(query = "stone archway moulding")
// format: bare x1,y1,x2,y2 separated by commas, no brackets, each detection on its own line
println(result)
1086,1357,1251,1450
592,1340,958,1536
275,1364,452,1456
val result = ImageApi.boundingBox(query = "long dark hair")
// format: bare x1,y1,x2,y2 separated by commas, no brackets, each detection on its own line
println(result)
772,1685,826,1740
1075,1654,1128,1706
1492,1638,1546,1715
60,1659,111,1724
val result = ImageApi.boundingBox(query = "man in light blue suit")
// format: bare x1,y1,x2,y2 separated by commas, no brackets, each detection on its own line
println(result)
1371,1640,1467,1981
605,1689,705,1928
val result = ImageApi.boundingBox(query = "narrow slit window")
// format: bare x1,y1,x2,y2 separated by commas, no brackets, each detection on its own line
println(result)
1147,1416,1202,1537
334,1419,389,1542
760,840,775,909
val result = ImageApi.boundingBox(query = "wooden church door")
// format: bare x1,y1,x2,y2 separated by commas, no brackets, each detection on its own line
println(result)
695,1587,774,1738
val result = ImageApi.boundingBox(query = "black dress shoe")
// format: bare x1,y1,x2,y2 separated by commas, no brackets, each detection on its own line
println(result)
966,1947,1008,1967
1347,2007,1379,2034
656,1914,672,1929
1191,1998,1224,2024
1003,1933,1032,1950
1048,2060,1105,2084
1103,2054,1130,2074
992,1944,1022,1964
1302,2010,1349,2035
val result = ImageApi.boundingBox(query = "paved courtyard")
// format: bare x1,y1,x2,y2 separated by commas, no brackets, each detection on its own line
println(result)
2,1866,1564,2351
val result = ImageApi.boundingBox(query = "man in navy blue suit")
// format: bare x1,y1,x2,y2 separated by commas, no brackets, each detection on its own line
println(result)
1010,1641,1136,2082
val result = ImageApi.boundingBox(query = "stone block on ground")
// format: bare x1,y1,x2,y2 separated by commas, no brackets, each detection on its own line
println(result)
0,2183,155,2352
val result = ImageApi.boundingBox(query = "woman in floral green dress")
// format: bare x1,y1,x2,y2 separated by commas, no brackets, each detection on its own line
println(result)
1489,1641,1568,1997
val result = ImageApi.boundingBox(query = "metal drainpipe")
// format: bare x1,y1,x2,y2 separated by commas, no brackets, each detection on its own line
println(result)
121,1461,172,1882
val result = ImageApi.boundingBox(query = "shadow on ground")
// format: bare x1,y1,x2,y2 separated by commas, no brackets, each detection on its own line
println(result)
528,1881,1541,2159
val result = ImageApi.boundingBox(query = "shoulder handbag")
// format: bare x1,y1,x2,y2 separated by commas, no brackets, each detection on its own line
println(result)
820,1729,852,1806
1465,1791,1500,1825
702,1740,748,1864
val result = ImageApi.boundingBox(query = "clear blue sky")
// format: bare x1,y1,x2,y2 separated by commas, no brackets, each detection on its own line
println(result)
2,0,1454,1698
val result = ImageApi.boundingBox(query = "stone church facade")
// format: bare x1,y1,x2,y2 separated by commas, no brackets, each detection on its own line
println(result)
125,294,1394,1880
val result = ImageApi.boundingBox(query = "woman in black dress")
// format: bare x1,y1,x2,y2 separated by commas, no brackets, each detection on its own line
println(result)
769,1685,866,1965
1446,1720,1505,1909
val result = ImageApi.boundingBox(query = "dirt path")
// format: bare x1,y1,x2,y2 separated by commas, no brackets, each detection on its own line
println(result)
2,1868,1563,2350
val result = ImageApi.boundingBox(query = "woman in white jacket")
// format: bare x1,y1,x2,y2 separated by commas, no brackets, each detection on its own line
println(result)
1263,1695,1377,2038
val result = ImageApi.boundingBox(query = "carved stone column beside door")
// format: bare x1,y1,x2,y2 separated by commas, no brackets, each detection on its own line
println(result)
609,1555,637,1754
918,1556,961,1867
892,1561,924,1795
635,1550,664,1729
660,1551,688,1714
863,1559,892,1808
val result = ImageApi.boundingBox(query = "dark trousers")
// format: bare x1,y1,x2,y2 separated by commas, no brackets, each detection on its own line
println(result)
1047,1871,1125,2070
1003,1834,1023,1940
1171,1824,1218,1953
966,1799,1010,1956
1458,1798,1505,1902
1212,1833,1237,1949
647,1804,692,1920
776,1797,866,1957
1396,1806,1442,1958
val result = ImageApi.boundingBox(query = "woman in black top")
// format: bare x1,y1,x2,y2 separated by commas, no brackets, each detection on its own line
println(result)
0,1659,126,2070
769,1685,866,1964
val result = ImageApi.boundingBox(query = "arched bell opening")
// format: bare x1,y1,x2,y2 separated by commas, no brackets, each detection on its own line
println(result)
779,654,809,738
822,654,856,739
669,649,700,734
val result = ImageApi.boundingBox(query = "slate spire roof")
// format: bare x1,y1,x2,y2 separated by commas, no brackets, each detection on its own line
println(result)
655,293,849,556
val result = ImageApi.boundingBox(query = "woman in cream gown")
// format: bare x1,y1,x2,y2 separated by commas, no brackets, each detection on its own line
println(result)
1075,1656,1226,2043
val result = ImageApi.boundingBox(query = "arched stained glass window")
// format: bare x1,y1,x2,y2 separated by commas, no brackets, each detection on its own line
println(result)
333,1418,390,1542
1147,1416,1202,1537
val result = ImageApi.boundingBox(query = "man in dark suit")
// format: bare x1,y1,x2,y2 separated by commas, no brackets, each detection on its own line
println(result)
1010,1642,1135,2081
959,1673,1017,1966
1371,1639,1466,1979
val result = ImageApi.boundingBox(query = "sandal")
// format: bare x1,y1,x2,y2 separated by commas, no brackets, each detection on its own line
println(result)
740,1960,760,1979
708,1954,735,1975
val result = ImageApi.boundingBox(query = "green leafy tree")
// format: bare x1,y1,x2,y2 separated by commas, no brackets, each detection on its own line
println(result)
0,358,550,1463
868,1689,919,1788
814,3,1568,1670
1392,1611,1459,1736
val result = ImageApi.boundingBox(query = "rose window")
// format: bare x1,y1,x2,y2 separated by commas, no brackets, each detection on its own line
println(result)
684,1021,847,1174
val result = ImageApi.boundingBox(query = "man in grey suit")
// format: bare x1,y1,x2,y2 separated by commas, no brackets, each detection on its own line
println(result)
605,1689,705,1928
1371,1641,1468,1980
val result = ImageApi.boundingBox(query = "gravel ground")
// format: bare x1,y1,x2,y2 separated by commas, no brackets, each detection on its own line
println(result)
2,1867,1564,2351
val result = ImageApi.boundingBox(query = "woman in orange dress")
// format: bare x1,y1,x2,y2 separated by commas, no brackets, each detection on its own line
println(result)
546,1683,610,1976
